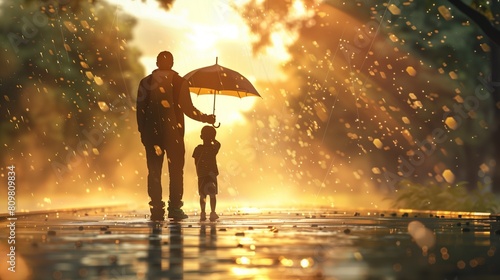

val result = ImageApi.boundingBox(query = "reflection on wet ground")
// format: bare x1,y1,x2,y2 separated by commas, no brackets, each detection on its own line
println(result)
1,207,500,279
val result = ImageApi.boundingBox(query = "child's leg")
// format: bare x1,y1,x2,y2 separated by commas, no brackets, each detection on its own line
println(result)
200,195,208,221
209,194,217,213
200,195,207,213
209,195,219,221
198,177,207,213
210,177,218,213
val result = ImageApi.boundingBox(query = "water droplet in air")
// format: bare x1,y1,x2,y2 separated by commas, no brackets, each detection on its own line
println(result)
154,145,163,156
98,101,109,112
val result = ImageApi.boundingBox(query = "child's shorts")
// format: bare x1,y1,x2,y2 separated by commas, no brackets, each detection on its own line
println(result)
198,175,218,196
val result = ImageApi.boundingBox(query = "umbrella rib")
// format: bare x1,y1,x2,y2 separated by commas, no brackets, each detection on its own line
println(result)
215,66,224,114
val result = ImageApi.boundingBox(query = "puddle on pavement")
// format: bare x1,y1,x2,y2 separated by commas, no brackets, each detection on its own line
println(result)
1,207,499,279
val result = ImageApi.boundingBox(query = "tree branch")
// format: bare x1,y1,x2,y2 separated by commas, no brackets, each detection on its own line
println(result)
448,0,500,46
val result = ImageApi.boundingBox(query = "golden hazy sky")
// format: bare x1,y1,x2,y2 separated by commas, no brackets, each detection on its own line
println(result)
105,0,300,131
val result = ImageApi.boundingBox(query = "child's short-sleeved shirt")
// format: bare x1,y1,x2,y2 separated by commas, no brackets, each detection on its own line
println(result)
192,141,220,177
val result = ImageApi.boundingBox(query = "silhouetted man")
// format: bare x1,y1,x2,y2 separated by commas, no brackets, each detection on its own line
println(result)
137,51,215,221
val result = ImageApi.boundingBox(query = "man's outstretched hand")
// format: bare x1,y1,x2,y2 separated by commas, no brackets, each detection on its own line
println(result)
202,114,216,124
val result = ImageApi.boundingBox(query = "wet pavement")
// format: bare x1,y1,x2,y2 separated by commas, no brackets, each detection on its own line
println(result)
1,206,500,280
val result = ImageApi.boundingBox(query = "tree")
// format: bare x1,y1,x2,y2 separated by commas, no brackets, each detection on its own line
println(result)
238,0,497,198
447,0,500,45
0,0,144,200
446,0,500,192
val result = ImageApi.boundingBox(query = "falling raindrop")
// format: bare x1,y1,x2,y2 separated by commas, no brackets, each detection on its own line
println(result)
97,101,109,112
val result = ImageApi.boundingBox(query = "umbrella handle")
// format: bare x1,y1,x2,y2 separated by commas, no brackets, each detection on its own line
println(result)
213,122,221,128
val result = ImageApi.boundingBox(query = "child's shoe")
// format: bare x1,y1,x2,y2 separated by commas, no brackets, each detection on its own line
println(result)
209,211,219,221
200,211,207,221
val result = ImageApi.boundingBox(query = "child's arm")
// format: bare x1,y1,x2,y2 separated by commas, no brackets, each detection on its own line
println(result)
212,139,221,153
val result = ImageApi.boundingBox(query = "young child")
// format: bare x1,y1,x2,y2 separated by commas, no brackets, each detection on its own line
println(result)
193,126,221,221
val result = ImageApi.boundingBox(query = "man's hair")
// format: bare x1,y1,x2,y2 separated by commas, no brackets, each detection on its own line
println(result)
201,125,216,140
156,51,174,70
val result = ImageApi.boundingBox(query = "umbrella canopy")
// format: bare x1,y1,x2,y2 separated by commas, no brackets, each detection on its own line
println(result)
184,58,261,127
183,58,261,98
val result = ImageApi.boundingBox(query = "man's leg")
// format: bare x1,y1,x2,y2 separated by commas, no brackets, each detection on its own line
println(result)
167,140,185,208
165,137,188,219
145,145,165,220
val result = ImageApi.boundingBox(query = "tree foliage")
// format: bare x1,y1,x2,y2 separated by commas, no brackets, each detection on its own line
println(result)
0,0,144,194
239,0,496,195
392,179,499,212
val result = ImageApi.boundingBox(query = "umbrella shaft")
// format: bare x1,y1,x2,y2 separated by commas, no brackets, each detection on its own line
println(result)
213,90,216,115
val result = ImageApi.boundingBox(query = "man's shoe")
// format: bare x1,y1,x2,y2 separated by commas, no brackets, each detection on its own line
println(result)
209,212,219,221
149,201,165,221
200,211,207,221
168,208,188,220
150,211,165,221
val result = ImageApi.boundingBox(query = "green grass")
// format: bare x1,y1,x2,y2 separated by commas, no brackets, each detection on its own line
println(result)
390,180,500,213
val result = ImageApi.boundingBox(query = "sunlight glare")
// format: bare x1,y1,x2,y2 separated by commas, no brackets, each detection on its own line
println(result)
106,0,285,131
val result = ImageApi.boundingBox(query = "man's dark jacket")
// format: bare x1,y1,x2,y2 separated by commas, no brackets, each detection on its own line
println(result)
136,69,206,146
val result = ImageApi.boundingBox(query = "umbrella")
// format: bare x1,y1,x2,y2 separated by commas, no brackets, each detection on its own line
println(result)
184,57,261,127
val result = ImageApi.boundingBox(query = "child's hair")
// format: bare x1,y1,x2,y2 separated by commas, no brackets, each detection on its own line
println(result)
201,125,216,140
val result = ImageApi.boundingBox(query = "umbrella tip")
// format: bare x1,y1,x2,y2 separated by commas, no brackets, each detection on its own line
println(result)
216,57,218,65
